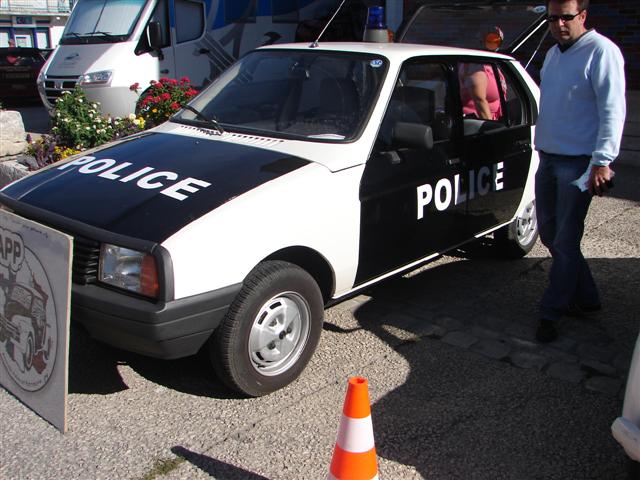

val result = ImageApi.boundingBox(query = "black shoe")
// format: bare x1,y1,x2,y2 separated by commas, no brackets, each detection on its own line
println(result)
536,319,558,343
565,302,602,318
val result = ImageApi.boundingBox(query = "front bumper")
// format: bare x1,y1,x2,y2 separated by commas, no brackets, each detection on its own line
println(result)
72,282,241,359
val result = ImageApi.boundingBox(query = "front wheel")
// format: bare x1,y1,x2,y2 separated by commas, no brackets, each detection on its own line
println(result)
495,200,538,259
209,261,324,397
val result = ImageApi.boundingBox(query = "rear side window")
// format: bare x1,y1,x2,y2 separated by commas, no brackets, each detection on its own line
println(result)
458,61,527,136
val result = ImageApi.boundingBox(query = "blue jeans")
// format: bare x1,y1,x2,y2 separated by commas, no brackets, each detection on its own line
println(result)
535,152,600,322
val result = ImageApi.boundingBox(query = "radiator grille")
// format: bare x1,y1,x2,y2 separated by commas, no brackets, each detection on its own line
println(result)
43,74,79,108
72,235,100,285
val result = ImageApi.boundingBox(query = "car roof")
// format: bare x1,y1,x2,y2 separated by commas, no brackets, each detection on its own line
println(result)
257,41,514,61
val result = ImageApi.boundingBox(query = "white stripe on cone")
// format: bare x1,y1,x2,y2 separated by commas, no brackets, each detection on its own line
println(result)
336,414,375,453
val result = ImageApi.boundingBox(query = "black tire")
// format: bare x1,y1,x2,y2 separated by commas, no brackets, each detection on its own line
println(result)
23,331,34,371
495,200,538,259
209,260,324,397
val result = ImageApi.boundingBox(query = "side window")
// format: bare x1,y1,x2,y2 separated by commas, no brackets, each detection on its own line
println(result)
175,0,205,43
377,61,453,149
458,61,526,135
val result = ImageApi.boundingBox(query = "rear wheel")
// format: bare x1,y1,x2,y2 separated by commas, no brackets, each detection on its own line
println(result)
495,200,538,258
209,261,324,397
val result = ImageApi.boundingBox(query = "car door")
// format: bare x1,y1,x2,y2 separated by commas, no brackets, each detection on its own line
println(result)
355,58,466,285
457,59,534,237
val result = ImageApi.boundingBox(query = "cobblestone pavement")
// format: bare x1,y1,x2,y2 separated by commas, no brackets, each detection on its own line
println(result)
328,164,640,403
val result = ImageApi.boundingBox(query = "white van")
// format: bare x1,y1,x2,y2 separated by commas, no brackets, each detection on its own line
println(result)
36,0,344,118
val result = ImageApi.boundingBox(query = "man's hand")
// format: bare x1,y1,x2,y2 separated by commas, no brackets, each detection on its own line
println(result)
588,164,614,196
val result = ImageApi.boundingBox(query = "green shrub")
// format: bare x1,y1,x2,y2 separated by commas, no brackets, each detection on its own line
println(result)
26,88,145,169
52,88,123,150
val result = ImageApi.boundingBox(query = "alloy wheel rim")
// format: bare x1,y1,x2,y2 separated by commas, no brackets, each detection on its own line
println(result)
248,291,311,376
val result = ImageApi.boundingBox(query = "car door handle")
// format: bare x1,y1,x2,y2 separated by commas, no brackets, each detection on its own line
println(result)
160,69,169,74
447,157,460,166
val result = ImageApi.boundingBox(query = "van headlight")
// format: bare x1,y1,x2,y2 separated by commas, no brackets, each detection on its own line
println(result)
79,70,113,86
99,244,159,298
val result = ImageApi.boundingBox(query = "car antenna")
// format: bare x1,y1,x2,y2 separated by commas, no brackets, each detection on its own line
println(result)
309,0,347,48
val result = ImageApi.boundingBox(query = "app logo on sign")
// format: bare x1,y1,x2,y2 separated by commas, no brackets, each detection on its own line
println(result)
0,227,57,392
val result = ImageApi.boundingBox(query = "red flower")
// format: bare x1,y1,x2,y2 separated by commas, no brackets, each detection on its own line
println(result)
180,76,190,84
159,77,169,83
170,101,180,110
129,82,139,92
168,78,178,86
186,88,198,97
161,92,171,101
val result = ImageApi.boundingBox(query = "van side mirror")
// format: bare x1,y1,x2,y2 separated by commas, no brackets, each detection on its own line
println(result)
392,122,434,150
147,21,164,59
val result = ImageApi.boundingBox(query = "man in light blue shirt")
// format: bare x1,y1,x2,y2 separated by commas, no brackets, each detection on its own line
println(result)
533,0,626,342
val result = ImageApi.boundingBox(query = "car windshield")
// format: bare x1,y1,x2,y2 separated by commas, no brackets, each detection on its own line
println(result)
172,50,388,141
60,0,147,44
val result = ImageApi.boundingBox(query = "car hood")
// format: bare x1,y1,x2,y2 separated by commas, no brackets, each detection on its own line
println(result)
1,131,313,243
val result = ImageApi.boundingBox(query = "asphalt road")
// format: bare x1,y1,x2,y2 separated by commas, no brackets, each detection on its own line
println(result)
1,104,639,479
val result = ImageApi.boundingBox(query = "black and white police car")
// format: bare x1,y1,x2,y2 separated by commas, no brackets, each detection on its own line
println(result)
0,41,540,396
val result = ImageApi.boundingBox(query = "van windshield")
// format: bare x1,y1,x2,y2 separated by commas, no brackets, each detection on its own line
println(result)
60,0,148,44
172,50,388,142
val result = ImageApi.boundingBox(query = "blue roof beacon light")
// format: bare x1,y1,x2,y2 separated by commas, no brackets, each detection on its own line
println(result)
363,6,390,43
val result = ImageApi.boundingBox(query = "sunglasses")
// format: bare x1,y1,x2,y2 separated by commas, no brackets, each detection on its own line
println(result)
546,11,583,23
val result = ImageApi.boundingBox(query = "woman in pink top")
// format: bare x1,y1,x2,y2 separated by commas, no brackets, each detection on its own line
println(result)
459,63,504,120
459,27,506,121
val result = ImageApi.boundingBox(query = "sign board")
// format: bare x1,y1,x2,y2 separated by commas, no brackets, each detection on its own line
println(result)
0,210,72,433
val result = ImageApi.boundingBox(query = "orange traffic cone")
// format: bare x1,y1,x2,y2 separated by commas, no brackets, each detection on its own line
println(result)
328,377,378,480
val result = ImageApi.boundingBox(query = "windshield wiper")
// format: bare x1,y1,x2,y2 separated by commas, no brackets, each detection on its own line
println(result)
92,31,119,41
181,105,225,134
63,31,82,38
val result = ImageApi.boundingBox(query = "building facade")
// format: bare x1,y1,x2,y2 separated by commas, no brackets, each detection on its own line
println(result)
0,0,72,49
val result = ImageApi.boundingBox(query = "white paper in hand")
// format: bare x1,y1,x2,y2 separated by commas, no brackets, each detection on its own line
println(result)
571,164,593,192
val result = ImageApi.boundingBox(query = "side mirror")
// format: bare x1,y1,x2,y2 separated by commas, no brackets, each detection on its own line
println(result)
392,122,434,150
147,21,164,59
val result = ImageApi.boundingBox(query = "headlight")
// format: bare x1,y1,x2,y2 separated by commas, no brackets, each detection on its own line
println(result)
99,244,159,298
79,70,113,86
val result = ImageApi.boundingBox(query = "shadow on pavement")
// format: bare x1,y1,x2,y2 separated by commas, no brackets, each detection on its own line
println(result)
171,446,269,479
68,323,241,399
344,254,639,478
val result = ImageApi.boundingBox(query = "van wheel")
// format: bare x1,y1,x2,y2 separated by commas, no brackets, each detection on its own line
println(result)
495,200,538,258
209,261,324,397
